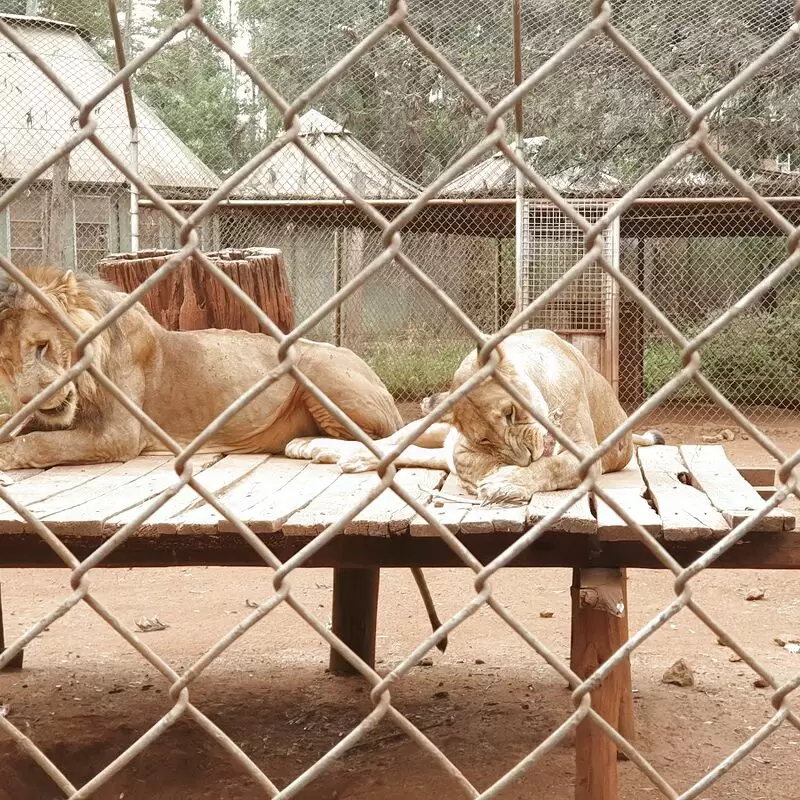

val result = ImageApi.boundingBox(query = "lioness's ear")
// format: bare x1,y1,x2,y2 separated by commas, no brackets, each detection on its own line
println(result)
44,270,79,308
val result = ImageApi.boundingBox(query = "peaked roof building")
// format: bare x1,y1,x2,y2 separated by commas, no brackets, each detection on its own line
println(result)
235,109,422,200
0,13,219,194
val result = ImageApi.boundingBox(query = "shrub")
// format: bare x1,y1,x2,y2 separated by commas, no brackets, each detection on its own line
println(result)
643,307,800,407
364,335,470,401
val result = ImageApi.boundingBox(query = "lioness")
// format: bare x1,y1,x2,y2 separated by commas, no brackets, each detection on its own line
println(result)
0,265,446,649
286,329,663,504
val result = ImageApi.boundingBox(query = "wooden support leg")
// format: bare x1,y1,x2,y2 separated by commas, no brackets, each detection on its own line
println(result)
571,567,632,800
617,569,635,743
329,567,380,676
0,581,24,671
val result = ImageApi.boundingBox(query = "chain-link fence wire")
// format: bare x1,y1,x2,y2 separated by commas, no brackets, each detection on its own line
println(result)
2,0,800,420
0,0,800,797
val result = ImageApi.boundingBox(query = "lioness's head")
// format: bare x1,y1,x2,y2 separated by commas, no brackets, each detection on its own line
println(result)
0,266,110,430
422,345,558,467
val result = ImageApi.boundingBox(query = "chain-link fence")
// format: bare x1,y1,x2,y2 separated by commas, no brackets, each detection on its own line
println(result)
1,0,800,797
1,0,799,420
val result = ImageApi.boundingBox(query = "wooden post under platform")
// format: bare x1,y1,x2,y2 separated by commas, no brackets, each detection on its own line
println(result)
571,567,633,800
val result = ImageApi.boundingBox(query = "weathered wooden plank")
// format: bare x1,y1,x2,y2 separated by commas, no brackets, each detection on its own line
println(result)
220,459,341,534
28,457,172,523
737,466,775,487
329,567,379,674
40,455,221,536
528,489,596,534
572,567,628,800
125,455,271,535
387,472,449,534
638,446,729,541
180,457,310,534
344,469,446,536
409,474,474,537
461,498,528,534
680,445,794,532
593,459,662,541
283,472,382,536
0,462,123,533
3,469,45,483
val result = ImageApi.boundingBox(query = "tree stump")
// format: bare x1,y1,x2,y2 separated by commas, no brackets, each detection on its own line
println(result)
97,247,294,335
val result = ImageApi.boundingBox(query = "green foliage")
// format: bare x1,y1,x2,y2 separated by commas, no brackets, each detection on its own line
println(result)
364,335,469,401
644,307,800,407
39,0,116,57
135,35,242,175
32,0,800,188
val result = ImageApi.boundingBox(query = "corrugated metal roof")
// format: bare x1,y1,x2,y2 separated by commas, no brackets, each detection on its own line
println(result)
0,14,220,191
235,109,422,200
441,137,621,198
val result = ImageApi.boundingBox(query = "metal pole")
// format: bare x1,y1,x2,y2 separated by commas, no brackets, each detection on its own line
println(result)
129,127,140,251
333,229,343,346
108,0,139,252
512,0,525,316
138,197,519,208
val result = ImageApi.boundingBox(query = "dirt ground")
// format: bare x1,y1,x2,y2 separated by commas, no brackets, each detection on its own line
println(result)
2,411,800,800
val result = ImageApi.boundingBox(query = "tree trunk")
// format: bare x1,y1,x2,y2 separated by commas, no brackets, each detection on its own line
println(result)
97,247,294,335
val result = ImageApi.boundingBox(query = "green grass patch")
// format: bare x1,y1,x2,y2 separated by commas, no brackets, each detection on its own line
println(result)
365,336,470,401
644,307,800,407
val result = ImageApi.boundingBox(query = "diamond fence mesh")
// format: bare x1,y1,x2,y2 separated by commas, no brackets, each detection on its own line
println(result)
0,0,799,797
1,0,798,420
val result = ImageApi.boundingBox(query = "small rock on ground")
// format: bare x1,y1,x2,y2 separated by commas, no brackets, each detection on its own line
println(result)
662,658,694,687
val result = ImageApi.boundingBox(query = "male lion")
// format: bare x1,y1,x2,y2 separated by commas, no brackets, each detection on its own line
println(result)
286,329,664,504
0,265,447,650
0,266,404,468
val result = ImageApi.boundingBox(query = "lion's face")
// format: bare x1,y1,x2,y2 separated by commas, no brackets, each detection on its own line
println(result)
0,308,78,430
450,380,551,467
422,345,557,468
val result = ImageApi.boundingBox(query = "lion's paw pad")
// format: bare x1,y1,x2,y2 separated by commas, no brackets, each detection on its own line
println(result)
285,438,315,459
339,452,380,473
477,478,531,506
310,448,342,464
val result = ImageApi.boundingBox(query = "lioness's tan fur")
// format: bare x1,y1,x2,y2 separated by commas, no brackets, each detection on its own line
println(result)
0,266,403,469
287,329,662,504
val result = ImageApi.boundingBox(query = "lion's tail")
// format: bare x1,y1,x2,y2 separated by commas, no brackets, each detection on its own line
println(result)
632,430,666,447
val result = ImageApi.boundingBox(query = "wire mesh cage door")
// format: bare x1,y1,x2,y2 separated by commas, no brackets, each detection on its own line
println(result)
520,199,620,390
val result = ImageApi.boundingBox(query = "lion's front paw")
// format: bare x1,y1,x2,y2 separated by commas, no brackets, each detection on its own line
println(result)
284,437,317,460
338,449,380,473
285,437,359,465
477,473,532,506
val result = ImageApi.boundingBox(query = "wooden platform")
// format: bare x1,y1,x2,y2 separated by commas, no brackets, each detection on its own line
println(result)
0,445,793,548
1,444,797,800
